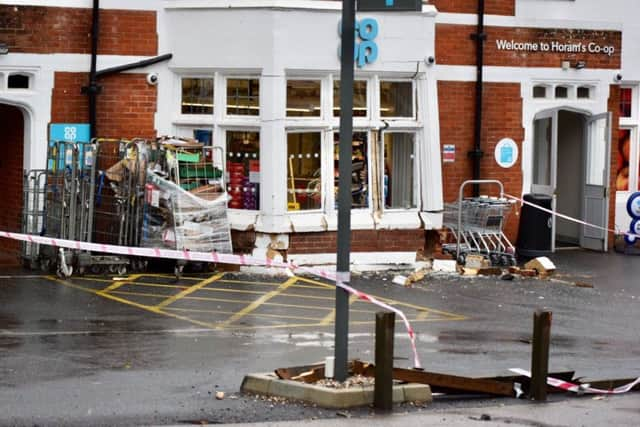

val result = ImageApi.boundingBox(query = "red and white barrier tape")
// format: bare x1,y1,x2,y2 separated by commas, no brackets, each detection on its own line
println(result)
504,194,640,240
510,368,640,395
0,230,422,369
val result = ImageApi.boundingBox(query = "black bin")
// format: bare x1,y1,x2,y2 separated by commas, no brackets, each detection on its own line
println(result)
516,193,552,259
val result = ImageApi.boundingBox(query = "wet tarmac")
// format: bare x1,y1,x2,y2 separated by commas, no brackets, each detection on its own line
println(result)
0,249,639,426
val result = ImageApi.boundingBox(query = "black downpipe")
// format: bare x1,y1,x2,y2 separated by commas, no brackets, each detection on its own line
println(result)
96,54,173,78
88,0,100,139
469,0,486,196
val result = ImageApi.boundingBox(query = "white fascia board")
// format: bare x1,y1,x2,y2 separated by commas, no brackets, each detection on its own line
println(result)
7,0,159,10
0,53,157,73
286,251,417,266
436,65,620,83
164,0,437,15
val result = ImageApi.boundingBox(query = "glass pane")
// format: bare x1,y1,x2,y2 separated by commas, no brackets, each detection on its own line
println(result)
620,88,632,118
577,86,590,99
333,132,369,209
616,129,631,191
532,86,546,98
226,131,260,210
181,78,214,114
227,78,260,116
555,86,568,98
383,133,415,209
286,80,321,117
380,81,413,117
333,80,367,117
586,118,607,186
287,133,322,211
532,117,552,186
8,74,29,89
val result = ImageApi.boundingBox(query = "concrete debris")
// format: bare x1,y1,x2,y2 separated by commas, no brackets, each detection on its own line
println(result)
215,391,225,400
432,259,457,273
524,257,556,277
392,275,410,286
464,254,489,269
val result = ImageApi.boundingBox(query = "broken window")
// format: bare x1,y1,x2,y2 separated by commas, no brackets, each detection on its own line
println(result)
181,78,214,115
286,80,321,117
287,132,322,211
333,80,368,117
383,132,416,209
227,78,260,116
380,81,413,118
333,132,369,208
226,131,260,210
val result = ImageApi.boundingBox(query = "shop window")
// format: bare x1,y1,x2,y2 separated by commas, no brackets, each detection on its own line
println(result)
286,80,321,117
616,129,631,191
226,131,260,210
181,77,214,115
532,85,547,98
577,86,591,99
383,132,416,209
333,80,368,117
8,73,29,89
620,87,633,118
227,78,260,116
287,132,322,211
333,132,369,208
554,86,568,99
380,81,413,118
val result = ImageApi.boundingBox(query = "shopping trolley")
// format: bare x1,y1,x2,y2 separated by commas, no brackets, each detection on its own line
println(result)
442,180,516,266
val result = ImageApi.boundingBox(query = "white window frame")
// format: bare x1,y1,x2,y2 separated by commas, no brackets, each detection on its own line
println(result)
223,75,261,120
285,129,325,214
176,75,215,125
380,130,419,211
378,78,416,120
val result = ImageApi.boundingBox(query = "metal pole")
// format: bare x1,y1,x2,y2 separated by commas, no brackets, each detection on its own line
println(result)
335,0,356,382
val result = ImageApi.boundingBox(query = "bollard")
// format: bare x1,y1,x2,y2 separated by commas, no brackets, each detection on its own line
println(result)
530,310,552,401
374,311,395,411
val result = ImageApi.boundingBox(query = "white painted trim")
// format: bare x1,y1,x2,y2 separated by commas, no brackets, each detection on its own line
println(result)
436,65,620,83
285,251,417,266
0,53,159,73
6,0,159,10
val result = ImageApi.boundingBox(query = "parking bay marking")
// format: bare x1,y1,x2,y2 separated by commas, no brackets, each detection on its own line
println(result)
46,273,466,330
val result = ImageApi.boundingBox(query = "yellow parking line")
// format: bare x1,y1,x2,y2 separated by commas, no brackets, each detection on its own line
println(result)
319,293,359,326
217,277,299,328
47,276,223,330
100,274,142,293
165,306,323,322
153,272,225,309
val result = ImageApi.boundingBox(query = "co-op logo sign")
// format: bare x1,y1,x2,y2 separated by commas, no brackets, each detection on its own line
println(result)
338,18,379,68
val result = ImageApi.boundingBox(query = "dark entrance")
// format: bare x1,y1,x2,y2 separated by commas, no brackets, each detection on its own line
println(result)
0,103,25,266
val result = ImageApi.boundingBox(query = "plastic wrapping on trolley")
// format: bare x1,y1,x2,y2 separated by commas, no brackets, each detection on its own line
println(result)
142,169,232,254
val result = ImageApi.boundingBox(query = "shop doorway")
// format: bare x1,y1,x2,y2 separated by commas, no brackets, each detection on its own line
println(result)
0,103,25,265
531,108,611,252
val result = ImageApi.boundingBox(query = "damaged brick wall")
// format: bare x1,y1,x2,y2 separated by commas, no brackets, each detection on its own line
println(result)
0,104,24,264
438,81,524,242
52,72,157,139
0,5,156,55
289,229,426,254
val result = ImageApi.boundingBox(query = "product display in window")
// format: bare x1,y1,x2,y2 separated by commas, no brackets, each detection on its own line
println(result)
287,133,322,211
333,132,369,208
616,129,631,191
226,131,260,210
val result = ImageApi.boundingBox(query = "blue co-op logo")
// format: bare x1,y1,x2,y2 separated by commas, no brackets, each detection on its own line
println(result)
338,18,379,68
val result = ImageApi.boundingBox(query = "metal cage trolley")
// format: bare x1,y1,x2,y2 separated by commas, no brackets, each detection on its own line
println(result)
442,180,516,266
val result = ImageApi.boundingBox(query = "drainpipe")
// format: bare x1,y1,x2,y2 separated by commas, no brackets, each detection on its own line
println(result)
468,0,486,196
87,0,100,139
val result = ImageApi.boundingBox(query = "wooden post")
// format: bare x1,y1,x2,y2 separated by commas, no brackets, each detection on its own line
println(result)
374,311,395,411
530,310,552,401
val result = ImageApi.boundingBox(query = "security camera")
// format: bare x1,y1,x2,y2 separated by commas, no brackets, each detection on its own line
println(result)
426,56,435,65
146,73,159,85
614,73,623,82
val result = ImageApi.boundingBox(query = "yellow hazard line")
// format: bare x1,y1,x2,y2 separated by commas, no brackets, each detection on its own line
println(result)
319,293,359,326
164,306,323,322
217,276,299,328
100,274,142,293
153,272,225,309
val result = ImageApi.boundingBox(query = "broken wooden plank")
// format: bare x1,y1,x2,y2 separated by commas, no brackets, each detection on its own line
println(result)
578,378,640,392
352,361,514,397
291,367,325,383
275,362,324,380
